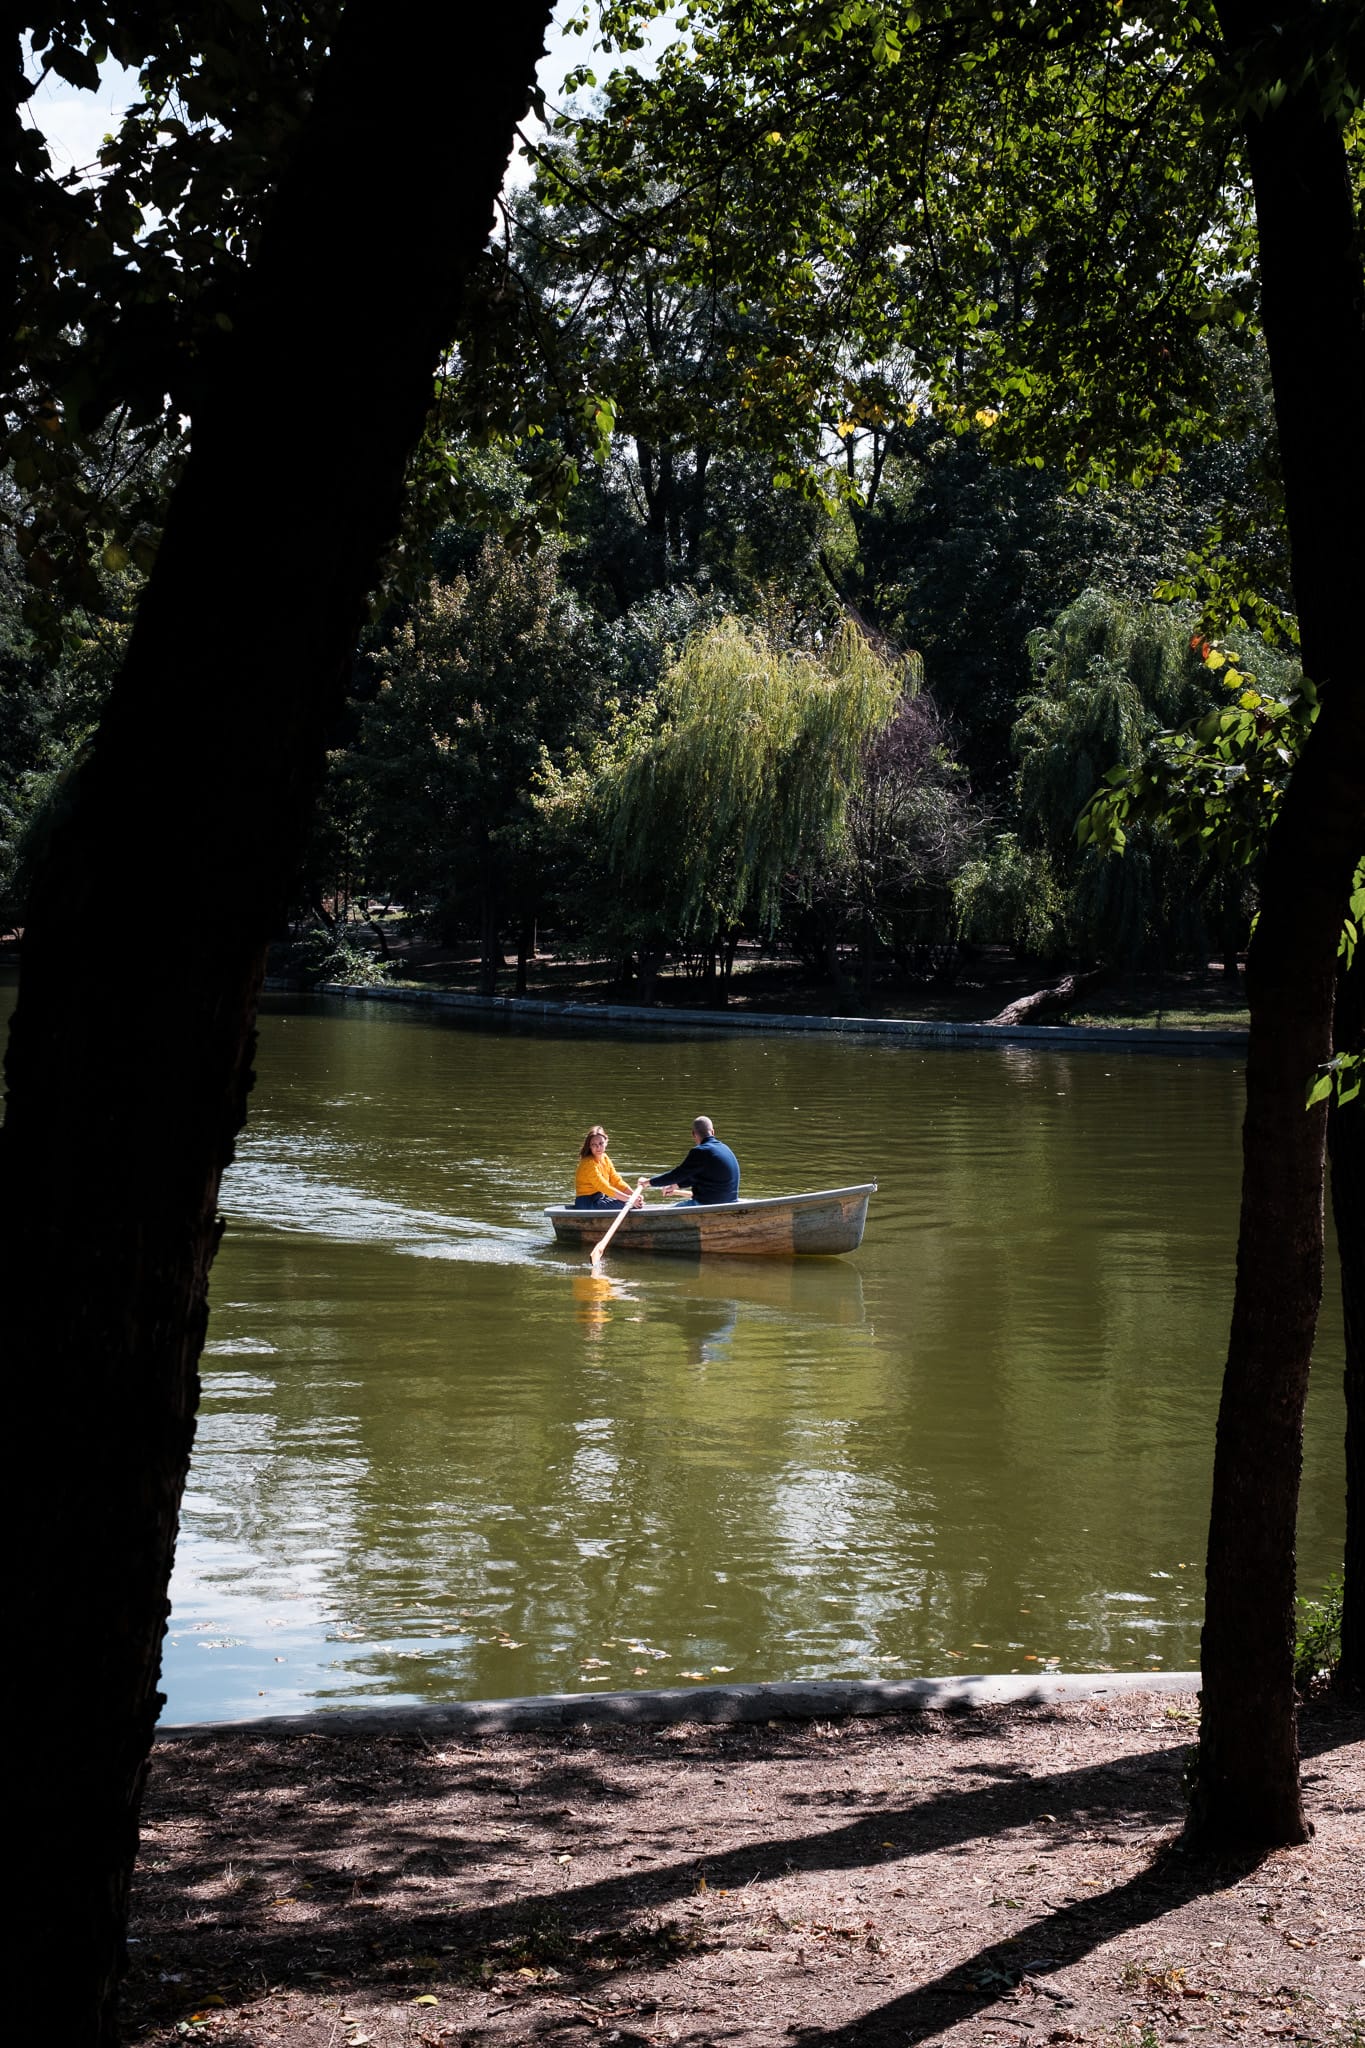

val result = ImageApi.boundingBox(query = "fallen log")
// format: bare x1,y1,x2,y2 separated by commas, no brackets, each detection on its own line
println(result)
987,969,1107,1027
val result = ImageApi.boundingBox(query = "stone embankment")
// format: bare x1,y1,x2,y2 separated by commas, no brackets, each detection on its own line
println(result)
311,981,1246,1054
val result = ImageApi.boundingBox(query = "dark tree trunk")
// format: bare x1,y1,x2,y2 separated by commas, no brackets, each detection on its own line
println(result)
515,916,535,998
1221,901,1243,982
635,436,675,587
3,35,25,347
686,445,710,570
0,6,553,2040
1192,0,1365,1846
859,911,876,998
636,947,664,1001
1332,946,1364,1692
478,874,501,998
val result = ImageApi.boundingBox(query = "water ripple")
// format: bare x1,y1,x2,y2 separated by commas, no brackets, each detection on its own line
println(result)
222,1151,543,1263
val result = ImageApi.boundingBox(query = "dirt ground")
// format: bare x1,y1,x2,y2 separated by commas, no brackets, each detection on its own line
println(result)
126,1689,1361,2047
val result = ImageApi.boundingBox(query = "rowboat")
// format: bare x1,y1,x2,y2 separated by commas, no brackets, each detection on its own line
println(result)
545,1183,876,1258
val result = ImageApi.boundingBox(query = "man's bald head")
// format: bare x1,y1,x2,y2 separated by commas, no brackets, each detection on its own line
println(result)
692,1115,715,1140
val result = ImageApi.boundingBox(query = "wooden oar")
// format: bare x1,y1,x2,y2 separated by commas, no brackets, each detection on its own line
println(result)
589,1180,648,1270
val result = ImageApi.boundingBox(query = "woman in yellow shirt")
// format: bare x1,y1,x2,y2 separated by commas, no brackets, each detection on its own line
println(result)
574,1126,639,1209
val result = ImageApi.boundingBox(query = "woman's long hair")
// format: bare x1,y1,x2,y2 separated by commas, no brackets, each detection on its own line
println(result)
579,1125,608,1160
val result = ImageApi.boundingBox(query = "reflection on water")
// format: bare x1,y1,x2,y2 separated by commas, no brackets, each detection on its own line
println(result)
570,1271,631,1343
2,979,1338,1722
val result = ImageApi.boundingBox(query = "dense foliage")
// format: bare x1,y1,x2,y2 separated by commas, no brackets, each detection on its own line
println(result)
8,0,1356,1021
5,4,1314,994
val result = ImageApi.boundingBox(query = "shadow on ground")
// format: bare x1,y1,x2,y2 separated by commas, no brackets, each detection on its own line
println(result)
127,1692,1364,2046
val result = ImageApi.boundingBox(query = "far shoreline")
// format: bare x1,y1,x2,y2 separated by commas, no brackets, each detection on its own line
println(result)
300,977,1248,1056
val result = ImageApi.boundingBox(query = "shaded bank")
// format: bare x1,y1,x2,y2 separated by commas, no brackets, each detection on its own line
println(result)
127,1685,1363,2046
314,978,1248,1054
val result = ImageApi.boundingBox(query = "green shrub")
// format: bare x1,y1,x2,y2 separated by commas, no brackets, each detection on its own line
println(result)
301,926,390,987
1294,1572,1343,1689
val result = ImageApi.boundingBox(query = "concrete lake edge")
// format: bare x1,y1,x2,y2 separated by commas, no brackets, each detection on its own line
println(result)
306,982,1246,1055
157,1669,1201,1742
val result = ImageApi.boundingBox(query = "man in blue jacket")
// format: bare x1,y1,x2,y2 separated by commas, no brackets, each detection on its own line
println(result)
639,1115,740,1205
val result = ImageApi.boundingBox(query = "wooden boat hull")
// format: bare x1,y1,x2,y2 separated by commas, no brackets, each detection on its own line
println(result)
545,1183,876,1258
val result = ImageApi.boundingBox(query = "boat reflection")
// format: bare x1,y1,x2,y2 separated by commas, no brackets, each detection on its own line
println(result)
555,1246,865,1354
564,1266,739,1365
660,1253,866,1327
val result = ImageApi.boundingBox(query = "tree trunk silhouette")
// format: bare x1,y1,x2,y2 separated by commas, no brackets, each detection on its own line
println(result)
1192,0,1365,1846
1331,946,1364,1692
515,917,535,997
478,858,501,997
0,5,553,2039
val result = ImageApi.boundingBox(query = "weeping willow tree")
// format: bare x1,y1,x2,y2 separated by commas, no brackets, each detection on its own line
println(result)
543,615,902,986
997,587,1261,967
1018,592,1200,829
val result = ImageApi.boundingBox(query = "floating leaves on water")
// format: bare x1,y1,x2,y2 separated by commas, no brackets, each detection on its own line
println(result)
679,1670,707,1680
581,1657,609,1669
710,1665,733,1673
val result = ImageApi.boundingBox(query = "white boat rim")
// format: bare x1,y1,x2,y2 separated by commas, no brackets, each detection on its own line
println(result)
544,1181,877,1217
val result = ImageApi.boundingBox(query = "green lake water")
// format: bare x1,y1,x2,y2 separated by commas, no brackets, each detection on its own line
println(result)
3,983,1346,1719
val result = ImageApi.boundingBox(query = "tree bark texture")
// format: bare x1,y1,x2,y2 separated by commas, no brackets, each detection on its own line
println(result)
986,969,1106,1027
1193,0,1365,1846
3,34,26,350
0,5,553,2039
1331,948,1364,1691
